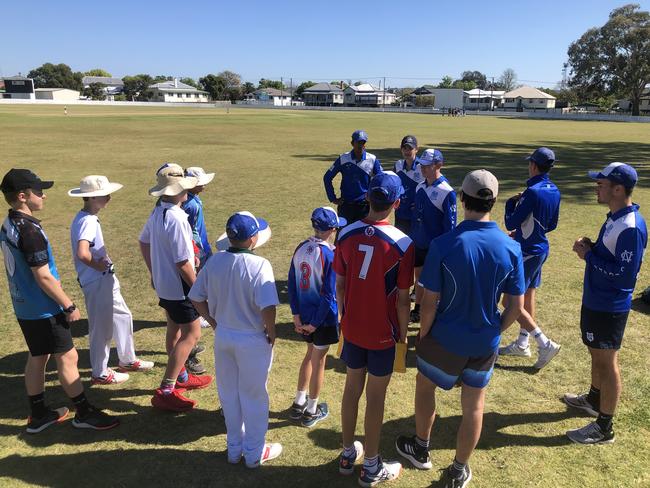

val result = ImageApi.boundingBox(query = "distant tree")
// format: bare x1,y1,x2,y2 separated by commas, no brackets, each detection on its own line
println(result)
461,70,488,89
27,63,83,90
414,95,435,107
437,76,454,88
122,74,154,101
180,77,199,88
498,68,518,91
294,81,316,98
114,94,127,102
241,82,256,95
452,79,476,90
556,88,579,105
84,69,112,78
82,83,107,100
567,3,650,115
200,74,227,100
153,75,173,83
218,70,242,101
258,78,284,90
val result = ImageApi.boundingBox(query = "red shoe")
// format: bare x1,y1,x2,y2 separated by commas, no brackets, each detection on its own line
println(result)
151,389,197,412
176,373,212,390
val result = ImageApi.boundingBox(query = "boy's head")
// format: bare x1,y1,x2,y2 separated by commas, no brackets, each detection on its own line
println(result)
68,175,123,210
460,169,499,214
184,167,215,194
419,149,444,180
1,169,53,211
526,147,555,175
221,211,271,250
149,163,198,201
588,162,637,203
351,130,368,153
311,206,347,239
367,171,404,213
400,135,418,160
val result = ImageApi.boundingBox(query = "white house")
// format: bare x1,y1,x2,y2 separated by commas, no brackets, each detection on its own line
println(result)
302,83,344,106
82,76,124,101
34,88,80,102
344,84,396,107
464,88,505,110
251,88,293,106
148,79,209,103
503,86,556,110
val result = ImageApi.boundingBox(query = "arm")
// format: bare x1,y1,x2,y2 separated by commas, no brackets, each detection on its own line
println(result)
287,259,303,332
500,293,524,332
31,265,80,322
261,305,277,346
419,289,440,339
176,259,196,286
548,195,560,232
139,241,152,274
397,288,410,343
190,299,217,329
336,273,346,321
76,240,110,272
323,158,341,203
310,251,336,329
504,190,535,231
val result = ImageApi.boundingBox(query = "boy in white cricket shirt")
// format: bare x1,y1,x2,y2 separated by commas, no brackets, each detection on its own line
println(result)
189,211,282,468
69,175,153,384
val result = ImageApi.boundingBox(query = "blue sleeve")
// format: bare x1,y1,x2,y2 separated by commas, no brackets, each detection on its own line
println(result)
419,239,443,292
323,157,341,202
311,247,336,328
586,228,645,287
548,194,561,232
373,158,383,175
443,191,457,233
504,189,536,231
505,248,526,296
183,201,198,230
287,258,300,315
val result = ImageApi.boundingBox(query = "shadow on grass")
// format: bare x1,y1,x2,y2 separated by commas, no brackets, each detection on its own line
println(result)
71,319,165,338
276,279,290,305
631,293,650,314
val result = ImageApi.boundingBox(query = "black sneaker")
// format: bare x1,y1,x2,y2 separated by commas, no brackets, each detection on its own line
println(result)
26,406,69,434
395,435,432,469
185,356,207,375
442,464,472,488
190,344,206,357
301,402,329,428
409,310,420,323
289,398,308,420
72,406,120,431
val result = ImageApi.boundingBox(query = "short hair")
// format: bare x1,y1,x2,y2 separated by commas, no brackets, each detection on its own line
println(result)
461,192,496,213
624,186,634,197
3,191,21,205
82,197,90,202
533,161,553,174
368,190,395,212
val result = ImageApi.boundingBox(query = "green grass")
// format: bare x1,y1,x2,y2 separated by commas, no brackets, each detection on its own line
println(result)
0,105,648,488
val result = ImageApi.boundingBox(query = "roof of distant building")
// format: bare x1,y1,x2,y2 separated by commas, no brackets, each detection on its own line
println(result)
503,86,556,99
150,80,207,93
82,76,124,86
254,88,292,97
303,82,344,93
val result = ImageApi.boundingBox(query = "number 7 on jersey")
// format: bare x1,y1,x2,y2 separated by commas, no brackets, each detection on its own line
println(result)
358,244,374,279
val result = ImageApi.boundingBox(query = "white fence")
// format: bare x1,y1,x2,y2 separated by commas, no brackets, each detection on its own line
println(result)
0,99,231,108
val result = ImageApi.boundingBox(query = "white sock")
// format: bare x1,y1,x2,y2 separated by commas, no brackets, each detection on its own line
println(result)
306,397,318,414
532,327,549,348
295,390,307,405
515,328,530,348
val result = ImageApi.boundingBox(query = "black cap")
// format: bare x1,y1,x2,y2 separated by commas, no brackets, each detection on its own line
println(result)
0,169,54,193
401,135,418,148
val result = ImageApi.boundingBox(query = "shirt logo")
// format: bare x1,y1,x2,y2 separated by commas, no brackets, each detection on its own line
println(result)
586,332,594,342
364,226,375,237
306,245,314,254
621,250,633,263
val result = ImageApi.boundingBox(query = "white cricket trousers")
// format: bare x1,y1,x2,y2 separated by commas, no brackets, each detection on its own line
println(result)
82,274,136,377
214,326,273,464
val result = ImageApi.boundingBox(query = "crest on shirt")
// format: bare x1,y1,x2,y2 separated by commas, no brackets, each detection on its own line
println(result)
586,332,594,342
306,245,314,254
621,250,633,263
365,226,375,237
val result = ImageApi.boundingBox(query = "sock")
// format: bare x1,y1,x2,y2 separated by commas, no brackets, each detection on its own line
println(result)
306,397,318,414
450,458,467,478
363,455,380,473
415,435,429,450
597,413,613,432
29,392,47,419
343,445,357,458
587,385,601,409
413,304,420,313
160,378,176,395
70,392,91,416
515,328,530,348
532,327,549,348
295,390,307,405
177,368,189,383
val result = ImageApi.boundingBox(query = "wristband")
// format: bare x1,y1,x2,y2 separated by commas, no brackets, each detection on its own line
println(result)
63,303,77,314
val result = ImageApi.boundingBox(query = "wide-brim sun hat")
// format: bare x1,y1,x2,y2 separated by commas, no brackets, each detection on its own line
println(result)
149,163,198,197
215,211,272,251
184,166,215,186
68,175,123,197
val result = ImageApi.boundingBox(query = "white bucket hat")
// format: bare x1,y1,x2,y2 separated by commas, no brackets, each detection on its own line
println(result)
184,166,215,186
149,163,198,197
68,175,123,197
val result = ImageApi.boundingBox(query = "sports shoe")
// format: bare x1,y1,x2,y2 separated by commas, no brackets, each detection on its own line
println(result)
409,310,420,323
245,443,283,468
442,464,472,488
301,402,329,428
190,344,206,357
176,372,212,390
118,359,154,372
563,392,599,417
395,435,432,470
91,368,129,385
151,388,196,412
185,356,206,375
358,458,402,487
289,398,308,420
72,406,120,430
533,340,561,369
498,341,531,357
566,421,615,445
340,441,364,475
26,406,69,434
200,317,212,328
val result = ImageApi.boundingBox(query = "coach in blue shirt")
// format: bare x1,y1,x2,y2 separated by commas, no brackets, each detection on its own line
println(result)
565,163,647,446
323,130,383,226
396,169,525,486
392,135,423,235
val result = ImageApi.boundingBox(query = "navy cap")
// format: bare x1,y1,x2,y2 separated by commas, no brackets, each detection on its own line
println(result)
351,130,368,142
419,148,444,166
526,147,555,167
1,168,54,193
311,206,347,231
368,171,404,204
588,162,638,189
226,211,269,241
401,135,418,148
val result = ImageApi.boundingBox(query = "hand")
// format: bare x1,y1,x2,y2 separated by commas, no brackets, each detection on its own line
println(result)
573,238,591,260
208,317,218,330
509,192,523,202
266,324,276,346
66,308,81,323
292,315,303,333
508,230,516,239
332,197,344,205
301,324,316,334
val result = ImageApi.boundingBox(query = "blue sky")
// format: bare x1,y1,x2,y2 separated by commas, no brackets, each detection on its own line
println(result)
1,0,648,88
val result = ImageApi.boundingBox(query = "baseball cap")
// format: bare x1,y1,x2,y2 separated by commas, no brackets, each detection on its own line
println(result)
311,206,347,231
184,166,215,186
419,149,444,166
351,130,368,142
588,162,637,189
368,171,404,204
525,147,555,167
461,169,499,200
1,169,54,194
401,135,418,148
149,163,198,197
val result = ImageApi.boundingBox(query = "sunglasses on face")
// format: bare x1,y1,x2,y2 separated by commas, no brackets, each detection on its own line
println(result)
29,189,44,198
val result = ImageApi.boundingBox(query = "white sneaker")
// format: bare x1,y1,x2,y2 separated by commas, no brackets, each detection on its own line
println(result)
359,458,402,487
534,340,561,369
246,443,282,468
498,341,531,357
118,359,154,372
200,317,211,328
91,368,129,385
340,440,364,475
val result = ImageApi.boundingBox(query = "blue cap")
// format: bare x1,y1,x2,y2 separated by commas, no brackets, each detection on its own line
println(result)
368,171,404,204
401,135,418,148
588,162,638,189
311,206,347,231
419,148,444,166
226,211,269,241
352,130,368,142
526,147,555,167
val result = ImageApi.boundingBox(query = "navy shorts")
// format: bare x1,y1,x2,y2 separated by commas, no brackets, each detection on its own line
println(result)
415,335,497,390
302,325,339,347
580,305,629,350
341,339,395,377
522,252,548,289
414,246,429,268
394,217,412,236
159,297,200,325
18,313,74,357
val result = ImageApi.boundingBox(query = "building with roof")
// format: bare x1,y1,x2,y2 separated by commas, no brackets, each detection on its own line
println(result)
503,86,556,110
2,76,36,99
247,88,293,106
302,82,344,106
343,84,396,107
34,88,80,102
464,88,505,110
148,79,209,103
82,76,124,101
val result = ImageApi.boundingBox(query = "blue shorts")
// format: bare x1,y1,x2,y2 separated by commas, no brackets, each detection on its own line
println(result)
341,339,395,377
523,252,548,289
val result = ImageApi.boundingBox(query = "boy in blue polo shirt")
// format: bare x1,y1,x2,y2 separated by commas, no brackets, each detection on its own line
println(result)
392,135,423,235
396,169,525,487
183,166,214,267
409,149,456,323
565,163,647,445
499,147,562,369
288,206,346,428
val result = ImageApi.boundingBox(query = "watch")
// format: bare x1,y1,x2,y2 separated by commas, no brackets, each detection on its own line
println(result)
63,304,77,314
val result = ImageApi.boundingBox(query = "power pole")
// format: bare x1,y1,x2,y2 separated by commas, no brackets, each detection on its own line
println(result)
383,76,386,110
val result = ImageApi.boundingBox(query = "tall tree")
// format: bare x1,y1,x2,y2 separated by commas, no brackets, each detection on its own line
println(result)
27,63,83,90
498,68,518,91
218,70,242,101
567,3,650,115
452,79,476,90
461,70,488,89
258,78,284,90
437,76,454,88
153,75,173,83
82,83,107,100
180,77,199,88
242,82,256,95
122,74,153,101
84,69,112,77
294,81,315,98
200,74,226,100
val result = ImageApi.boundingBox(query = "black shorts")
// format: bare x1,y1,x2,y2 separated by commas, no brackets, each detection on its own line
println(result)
159,297,200,325
414,246,429,268
394,217,412,236
580,305,629,350
302,325,339,347
337,200,369,226
18,313,74,357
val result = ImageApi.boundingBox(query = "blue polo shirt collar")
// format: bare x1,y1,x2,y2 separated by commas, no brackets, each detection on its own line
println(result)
350,150,367,163
458,219,498,231
425,175,446,188
526,173,549,187
608,204,639,221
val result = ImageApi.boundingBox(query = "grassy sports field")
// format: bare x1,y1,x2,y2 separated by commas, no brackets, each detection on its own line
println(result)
0,104,648,488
